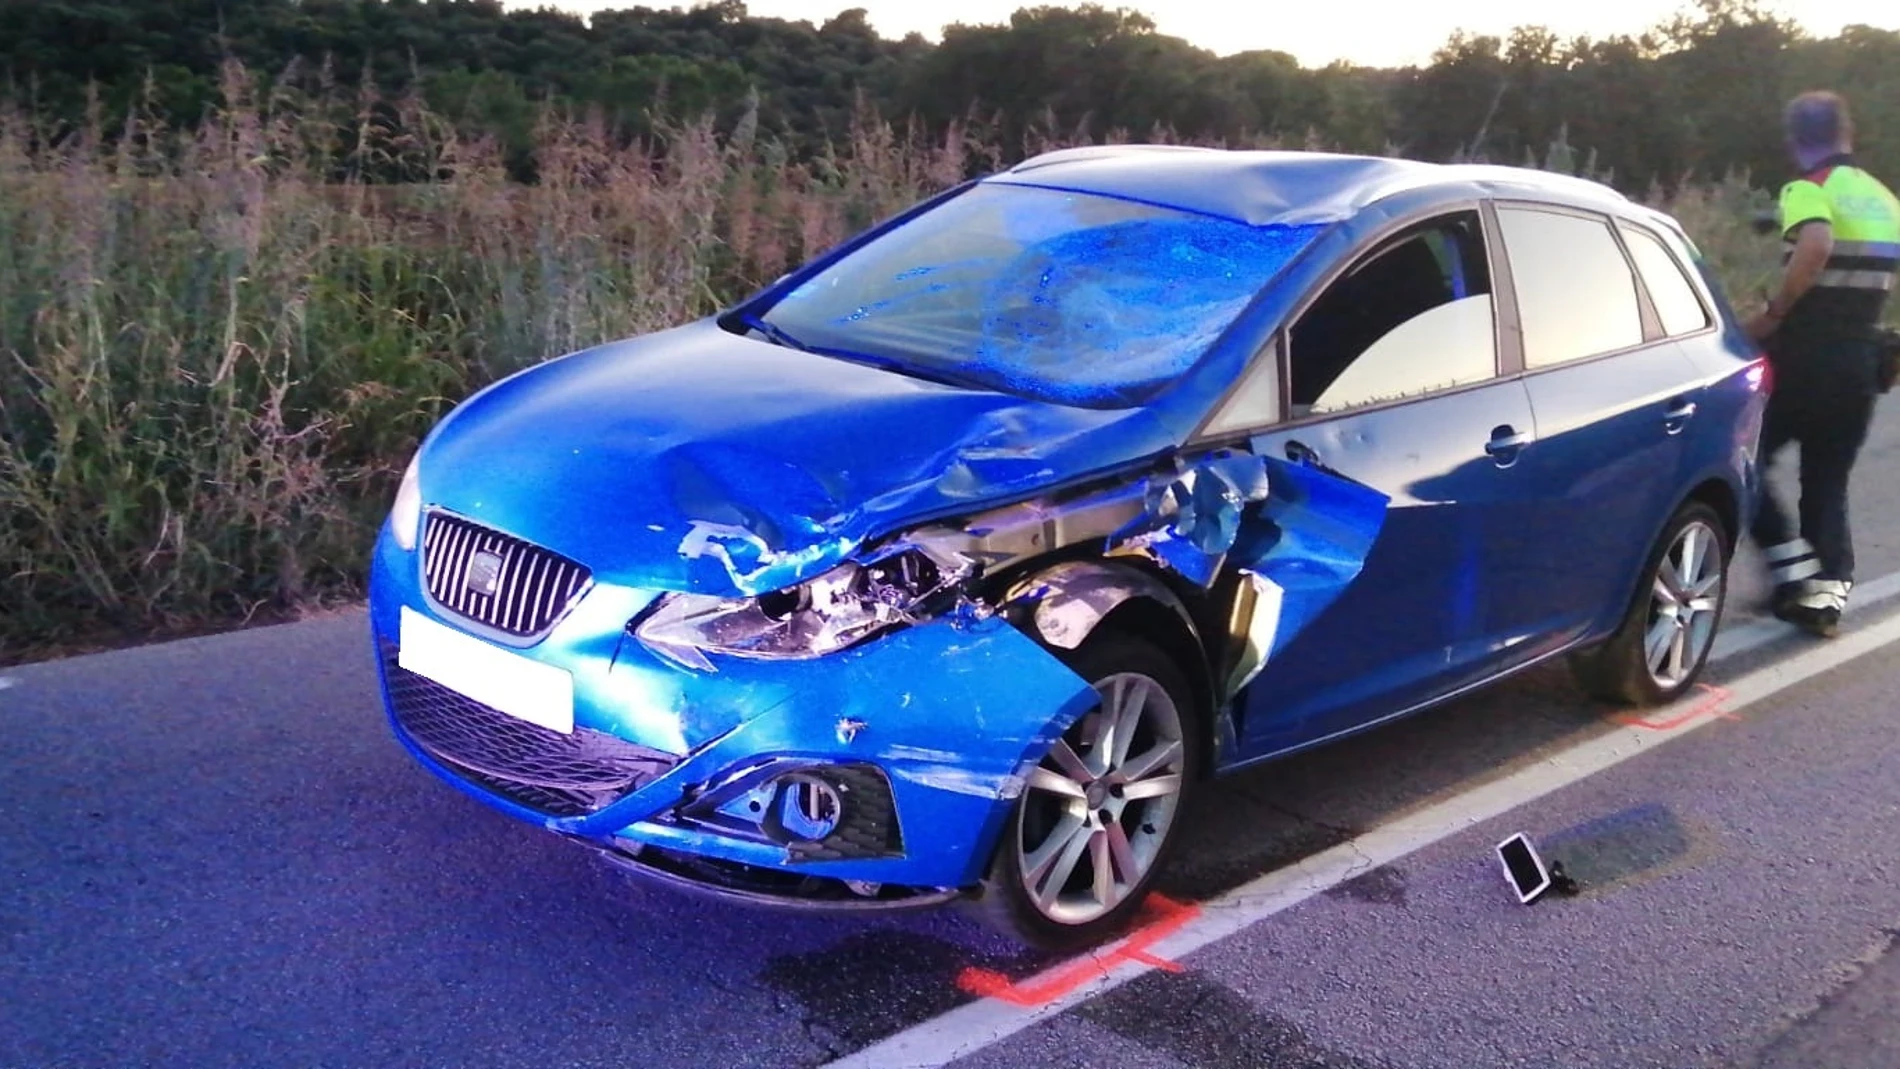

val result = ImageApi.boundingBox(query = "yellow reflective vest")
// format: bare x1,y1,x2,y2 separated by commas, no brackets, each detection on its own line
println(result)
1778,155,1900,338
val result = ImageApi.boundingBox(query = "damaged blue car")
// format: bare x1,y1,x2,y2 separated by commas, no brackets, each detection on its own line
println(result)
368,146,1769,949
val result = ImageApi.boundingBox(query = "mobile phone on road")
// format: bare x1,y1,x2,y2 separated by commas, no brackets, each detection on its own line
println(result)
1497,832,1553,904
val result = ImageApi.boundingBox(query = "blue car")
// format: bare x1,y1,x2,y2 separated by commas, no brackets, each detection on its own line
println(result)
368,146,1768,949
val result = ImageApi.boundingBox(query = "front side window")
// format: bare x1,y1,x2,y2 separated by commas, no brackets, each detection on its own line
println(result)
1200,336,1282,436
758,183,1323,408
1496,206,1646,368
1285,212,1499,416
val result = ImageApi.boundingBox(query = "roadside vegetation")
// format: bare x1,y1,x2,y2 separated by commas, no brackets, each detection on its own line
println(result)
1,0,1891,663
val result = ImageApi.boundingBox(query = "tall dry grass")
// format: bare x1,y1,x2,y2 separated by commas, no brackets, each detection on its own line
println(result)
0,62,1791,661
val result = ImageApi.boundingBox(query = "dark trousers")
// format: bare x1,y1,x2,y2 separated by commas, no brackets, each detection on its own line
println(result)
1750,351,1877,585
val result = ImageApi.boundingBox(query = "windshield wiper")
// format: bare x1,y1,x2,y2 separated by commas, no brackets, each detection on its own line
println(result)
732,309,810,352
825,349,978,391
730,310,982,390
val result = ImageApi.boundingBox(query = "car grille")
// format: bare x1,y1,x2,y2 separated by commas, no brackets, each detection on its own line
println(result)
380,642,676,818
421,511,590,639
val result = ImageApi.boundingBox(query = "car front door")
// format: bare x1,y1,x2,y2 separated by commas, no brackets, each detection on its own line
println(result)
1205,208,1541,759
1486,203,1706,655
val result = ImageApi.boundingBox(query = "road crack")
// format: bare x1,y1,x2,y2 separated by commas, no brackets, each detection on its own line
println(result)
1249,789,1378,882
1243,786,1364,840
1749,923,1900,1067
772,986,848,1064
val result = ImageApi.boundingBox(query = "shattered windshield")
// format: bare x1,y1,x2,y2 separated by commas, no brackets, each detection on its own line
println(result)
758,183,1323,408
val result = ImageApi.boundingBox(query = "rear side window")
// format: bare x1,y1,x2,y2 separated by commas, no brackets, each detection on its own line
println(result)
1497,207,1645,368
1621,224,1712,336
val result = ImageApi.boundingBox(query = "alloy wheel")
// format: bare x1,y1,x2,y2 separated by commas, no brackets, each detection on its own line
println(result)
1014,671,1188,926
1645,518,1724,689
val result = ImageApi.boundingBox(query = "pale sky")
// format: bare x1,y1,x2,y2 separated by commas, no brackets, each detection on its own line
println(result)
517,0,1898,69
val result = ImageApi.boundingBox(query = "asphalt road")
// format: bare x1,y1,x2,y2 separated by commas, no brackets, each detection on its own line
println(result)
5,403,1900,1069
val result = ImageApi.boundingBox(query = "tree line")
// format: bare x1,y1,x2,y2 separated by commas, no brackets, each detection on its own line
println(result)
4,0,1898,192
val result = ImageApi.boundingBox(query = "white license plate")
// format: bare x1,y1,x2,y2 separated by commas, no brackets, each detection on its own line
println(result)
398,606,574,734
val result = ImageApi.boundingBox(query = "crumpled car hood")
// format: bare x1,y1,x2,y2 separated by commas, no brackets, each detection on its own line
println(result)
419,319,1177,596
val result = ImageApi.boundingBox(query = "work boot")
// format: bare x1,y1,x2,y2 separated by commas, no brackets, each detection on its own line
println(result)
1766,580,1804,617
1775,578,1851,637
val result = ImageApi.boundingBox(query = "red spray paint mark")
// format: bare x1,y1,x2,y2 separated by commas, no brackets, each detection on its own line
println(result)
956,893,1201,1007
1611,683,1737,731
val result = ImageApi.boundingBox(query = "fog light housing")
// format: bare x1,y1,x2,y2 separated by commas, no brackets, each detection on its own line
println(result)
768,773,845,842
676,760,905,862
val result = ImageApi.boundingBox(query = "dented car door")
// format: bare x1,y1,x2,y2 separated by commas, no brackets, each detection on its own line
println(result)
1236,377,1538,756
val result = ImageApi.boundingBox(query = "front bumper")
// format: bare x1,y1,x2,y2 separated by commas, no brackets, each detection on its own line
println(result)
367,522,1101,900
582,838,968,912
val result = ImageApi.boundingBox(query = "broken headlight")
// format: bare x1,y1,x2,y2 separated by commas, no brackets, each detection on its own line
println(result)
633,549,967,669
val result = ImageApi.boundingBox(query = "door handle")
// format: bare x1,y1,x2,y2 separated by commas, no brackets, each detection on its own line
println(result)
1485,425,1530,466
1284,438,1346,477
1664,398,1697,434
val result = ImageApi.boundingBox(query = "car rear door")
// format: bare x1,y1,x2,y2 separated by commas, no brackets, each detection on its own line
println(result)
1203,208,1542,758
1485,202,1706,657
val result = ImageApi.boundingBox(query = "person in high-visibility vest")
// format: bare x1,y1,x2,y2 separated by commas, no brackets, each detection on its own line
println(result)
1747,91,1900,637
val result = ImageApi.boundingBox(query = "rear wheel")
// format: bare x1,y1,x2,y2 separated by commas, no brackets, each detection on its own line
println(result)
969,630,1202,952
1569,500,1730,706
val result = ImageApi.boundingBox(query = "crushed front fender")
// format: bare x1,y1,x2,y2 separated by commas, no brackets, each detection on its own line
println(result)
1234,454,1390,654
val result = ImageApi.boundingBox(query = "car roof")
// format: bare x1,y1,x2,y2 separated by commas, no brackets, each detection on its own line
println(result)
989,144,1642,228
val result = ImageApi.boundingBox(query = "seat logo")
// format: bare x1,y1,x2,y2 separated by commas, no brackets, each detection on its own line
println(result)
464,550,504,597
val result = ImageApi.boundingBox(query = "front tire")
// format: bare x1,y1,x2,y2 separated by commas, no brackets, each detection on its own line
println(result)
1569,499,1731,706
969,629,1202,952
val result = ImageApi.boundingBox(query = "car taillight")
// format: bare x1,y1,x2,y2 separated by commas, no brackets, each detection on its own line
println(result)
1744,355,1772,394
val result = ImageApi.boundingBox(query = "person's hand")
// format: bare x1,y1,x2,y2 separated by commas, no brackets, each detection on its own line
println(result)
1746,307,1782,341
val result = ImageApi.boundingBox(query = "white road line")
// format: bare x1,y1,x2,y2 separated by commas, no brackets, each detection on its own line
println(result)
0,676,14,691
827,588,1900,1069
